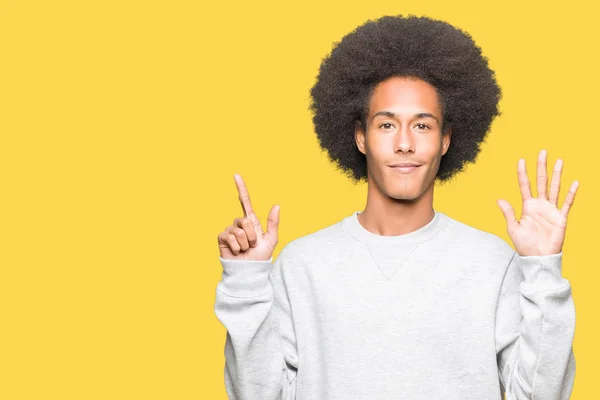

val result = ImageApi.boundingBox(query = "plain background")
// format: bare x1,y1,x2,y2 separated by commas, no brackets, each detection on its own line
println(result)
1,0,598,398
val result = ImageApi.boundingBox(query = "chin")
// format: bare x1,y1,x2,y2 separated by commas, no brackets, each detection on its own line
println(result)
387,189,421,202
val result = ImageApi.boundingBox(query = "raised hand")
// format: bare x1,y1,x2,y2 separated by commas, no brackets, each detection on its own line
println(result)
496,149,579,257
218,174,280,261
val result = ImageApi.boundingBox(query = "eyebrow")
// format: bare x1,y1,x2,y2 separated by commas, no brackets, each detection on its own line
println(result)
372,111,439,124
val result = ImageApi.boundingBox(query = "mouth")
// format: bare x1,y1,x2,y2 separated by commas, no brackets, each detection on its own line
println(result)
389,165,421,173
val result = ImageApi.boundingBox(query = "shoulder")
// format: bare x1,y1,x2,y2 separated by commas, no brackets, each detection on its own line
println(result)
441,213,516,262
274,216,347,264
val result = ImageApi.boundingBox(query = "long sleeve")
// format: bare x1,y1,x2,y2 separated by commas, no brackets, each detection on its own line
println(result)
495,251,576,400
214,248,299,400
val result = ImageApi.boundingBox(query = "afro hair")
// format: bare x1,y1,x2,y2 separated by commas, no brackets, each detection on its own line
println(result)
309,14,502,184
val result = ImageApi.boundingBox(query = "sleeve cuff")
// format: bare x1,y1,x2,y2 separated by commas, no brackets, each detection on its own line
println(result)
216,256,274,297
518,251,569,293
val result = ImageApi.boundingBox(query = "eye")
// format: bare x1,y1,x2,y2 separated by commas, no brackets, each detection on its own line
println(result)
415,123,431,131
379,122,395,130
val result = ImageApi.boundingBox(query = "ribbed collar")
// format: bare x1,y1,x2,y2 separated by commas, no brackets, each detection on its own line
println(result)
343,209,448,247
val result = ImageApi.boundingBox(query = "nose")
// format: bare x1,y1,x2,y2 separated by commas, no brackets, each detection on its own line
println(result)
394,125,415,153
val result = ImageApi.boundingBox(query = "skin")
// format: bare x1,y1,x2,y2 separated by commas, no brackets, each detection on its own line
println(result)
217,173,279,261
354,75,451,236
496,150,579,256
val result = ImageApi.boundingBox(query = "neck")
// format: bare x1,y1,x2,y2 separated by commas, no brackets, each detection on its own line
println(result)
357,177,435,237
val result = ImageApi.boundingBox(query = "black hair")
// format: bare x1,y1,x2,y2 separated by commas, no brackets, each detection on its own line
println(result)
309,15,502,184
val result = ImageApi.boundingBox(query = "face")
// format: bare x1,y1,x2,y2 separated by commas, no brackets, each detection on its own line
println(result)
355,76,451,202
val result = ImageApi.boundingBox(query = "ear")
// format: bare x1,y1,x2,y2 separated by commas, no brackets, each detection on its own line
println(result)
355,121,366,155
441,126,452,156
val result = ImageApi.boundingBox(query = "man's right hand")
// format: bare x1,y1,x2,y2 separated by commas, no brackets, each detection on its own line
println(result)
218,173,280,261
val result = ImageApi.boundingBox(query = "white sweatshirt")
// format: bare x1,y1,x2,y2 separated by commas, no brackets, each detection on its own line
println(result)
214,210,576,399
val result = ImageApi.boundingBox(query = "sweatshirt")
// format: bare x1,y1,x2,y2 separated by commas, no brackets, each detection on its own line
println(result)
214,209,576,399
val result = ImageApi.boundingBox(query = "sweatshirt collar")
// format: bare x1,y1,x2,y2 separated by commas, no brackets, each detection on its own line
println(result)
343,209,448,246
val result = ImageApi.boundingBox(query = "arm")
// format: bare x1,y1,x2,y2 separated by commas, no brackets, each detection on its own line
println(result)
495,251,576,399
214,249,299,400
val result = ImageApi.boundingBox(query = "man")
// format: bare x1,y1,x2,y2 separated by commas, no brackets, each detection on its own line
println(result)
214,15,578,399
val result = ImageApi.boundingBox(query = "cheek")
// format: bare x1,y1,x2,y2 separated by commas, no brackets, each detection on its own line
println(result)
366,135,393,156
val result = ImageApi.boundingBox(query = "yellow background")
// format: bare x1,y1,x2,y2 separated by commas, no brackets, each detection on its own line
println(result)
1,0,598,398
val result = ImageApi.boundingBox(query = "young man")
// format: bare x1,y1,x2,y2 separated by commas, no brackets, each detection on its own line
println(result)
214,15,579,399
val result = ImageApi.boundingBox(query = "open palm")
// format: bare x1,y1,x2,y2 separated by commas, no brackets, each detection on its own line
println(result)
497,149,579,257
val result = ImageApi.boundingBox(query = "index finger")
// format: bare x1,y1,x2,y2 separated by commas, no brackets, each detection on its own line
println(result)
518,158,533,201
234,173,255,217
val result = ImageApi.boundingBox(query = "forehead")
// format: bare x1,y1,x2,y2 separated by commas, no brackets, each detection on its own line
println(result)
368,76,441,117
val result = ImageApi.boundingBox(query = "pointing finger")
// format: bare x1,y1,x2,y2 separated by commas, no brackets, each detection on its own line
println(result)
234,173,256,218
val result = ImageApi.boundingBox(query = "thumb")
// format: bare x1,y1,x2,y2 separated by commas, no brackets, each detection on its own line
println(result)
265,204,280,243
496,199,518,232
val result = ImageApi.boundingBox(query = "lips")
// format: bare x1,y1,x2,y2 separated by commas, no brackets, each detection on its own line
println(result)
388,163,421,167
389,164,420,173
